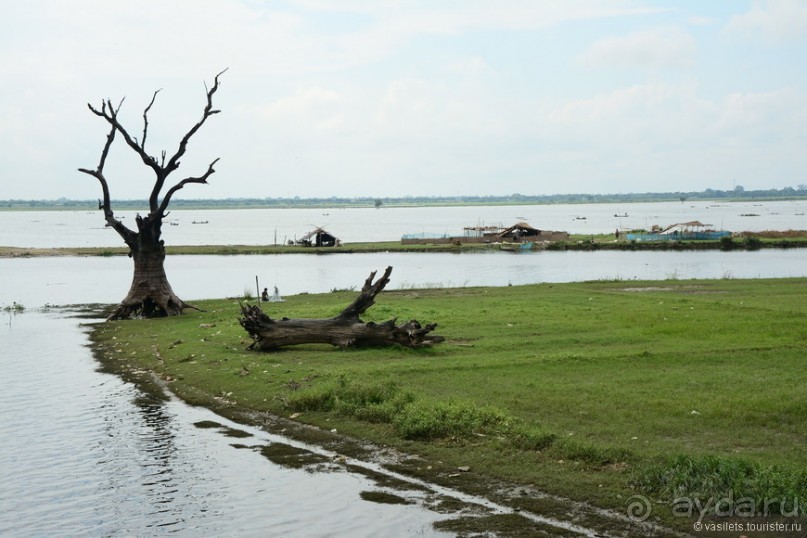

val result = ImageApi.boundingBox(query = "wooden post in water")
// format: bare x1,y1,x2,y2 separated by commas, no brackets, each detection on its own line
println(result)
255,276,260,301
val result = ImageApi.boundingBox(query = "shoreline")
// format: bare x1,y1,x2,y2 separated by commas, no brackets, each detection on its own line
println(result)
4,192,807,211
3,232,807,258
84,298,674,537
86,279,807,535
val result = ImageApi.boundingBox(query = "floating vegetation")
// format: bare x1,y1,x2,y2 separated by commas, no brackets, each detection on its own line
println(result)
2,301,25,313
259,442,330,469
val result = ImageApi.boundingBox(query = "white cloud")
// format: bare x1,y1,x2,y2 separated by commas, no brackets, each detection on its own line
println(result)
448,56,494,76
0,1,805,199
579,28,697,69
725,0,807,41
291,0,664,32
712,87,806,143
260,87,344,133
284,0,668,72
545,82,805,145
688,16,714,27
534,82,807,190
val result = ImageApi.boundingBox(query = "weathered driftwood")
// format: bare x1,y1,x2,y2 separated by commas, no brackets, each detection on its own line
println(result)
239,267,444,350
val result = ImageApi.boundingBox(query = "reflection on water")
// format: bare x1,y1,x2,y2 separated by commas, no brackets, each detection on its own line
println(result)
0,311,458,536
0,310,608,536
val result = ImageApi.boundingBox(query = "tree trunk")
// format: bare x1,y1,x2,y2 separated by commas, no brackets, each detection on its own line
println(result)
106,215,196,320
79,71,225,322
239,267,444,350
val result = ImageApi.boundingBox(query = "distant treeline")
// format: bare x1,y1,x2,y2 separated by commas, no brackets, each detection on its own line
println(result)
3,186,807,210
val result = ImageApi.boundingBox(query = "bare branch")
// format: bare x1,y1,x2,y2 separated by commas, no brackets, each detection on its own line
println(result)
89,97,161,178
150,69,227,212
83,72,224,229
78,122,137,246
141,88,162,150
157,158,220,216
164,69,227,174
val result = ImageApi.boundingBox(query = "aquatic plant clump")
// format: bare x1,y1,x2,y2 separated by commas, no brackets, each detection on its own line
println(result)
631,455,807,516
2,301,25,312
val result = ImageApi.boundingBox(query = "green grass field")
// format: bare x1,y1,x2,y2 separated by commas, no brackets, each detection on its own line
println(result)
90,277,807,533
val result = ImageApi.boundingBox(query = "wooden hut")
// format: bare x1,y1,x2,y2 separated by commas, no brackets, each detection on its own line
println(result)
297,227,340,247
494,222,569,243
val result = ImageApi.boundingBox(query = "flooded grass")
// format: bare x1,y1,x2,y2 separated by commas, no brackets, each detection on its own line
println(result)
193,420,254,438
259,442,331,469
359,490,413,505
90,277,807,534
434,513,585,538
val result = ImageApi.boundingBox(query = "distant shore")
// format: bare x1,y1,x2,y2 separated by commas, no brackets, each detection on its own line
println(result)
2,189,807,212
3,231,807,257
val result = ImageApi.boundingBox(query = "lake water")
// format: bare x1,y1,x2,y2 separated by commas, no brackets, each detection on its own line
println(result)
3,249,807,311
0,310,461,537
2,200,806,309
2,200,806,248
2,201,805,536
1,310,602,537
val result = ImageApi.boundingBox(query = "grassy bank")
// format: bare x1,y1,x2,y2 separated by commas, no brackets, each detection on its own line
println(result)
4,231,807,258
90,278,807,534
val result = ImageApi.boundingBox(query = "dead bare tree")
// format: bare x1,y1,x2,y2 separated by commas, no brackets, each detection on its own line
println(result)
239,267,444,350
79,70,226,320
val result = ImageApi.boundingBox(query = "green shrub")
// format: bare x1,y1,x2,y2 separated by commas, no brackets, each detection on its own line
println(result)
286,383,338,411
743,236,762,250
335,379,414,422
286,377,413,422
632,455,806,516
556,439,632,465
394,399,511,440
506,425,557,451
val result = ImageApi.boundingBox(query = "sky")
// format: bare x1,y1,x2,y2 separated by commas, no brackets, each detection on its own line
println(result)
1,0,805,200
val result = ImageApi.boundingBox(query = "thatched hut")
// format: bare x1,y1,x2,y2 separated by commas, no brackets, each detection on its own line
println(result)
494,222,569,243
297,227,340,247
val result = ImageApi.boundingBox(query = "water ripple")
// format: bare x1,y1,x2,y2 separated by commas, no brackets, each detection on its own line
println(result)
0,312,453,537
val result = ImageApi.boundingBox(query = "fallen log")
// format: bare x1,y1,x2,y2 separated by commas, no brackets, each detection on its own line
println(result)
239,266,444,350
